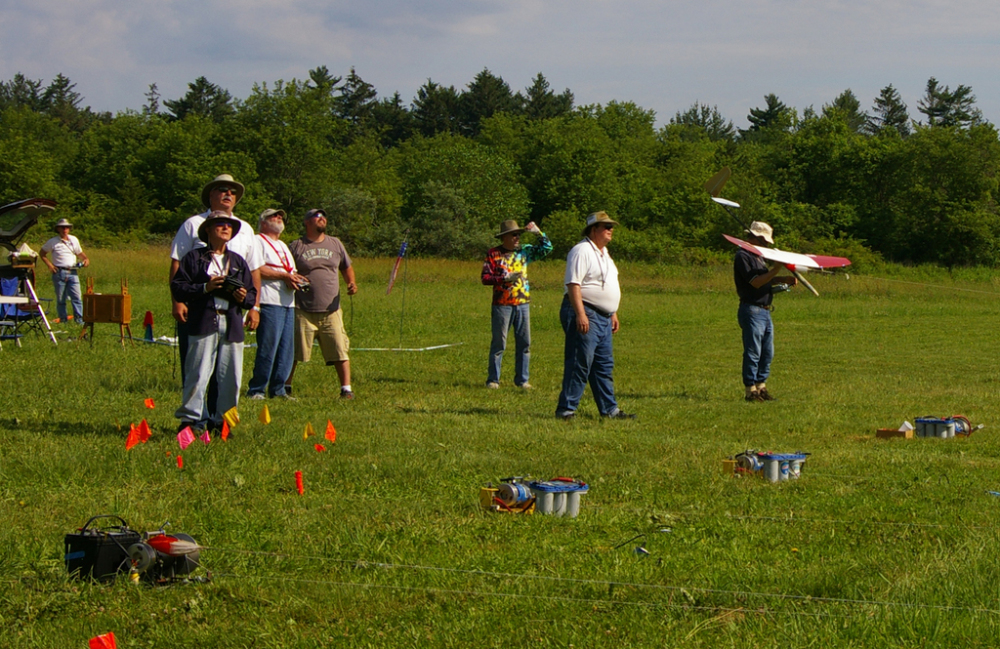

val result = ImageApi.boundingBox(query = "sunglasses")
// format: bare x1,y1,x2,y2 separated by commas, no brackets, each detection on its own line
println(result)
214,186,238,195
598,224,615,231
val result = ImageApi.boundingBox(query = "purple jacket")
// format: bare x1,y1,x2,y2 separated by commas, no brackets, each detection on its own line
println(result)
171,247,257,342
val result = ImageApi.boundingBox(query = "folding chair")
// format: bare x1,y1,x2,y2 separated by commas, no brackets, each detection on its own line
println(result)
0,273,57,348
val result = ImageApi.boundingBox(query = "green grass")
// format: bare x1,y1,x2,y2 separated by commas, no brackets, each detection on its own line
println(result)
4,249,1000,647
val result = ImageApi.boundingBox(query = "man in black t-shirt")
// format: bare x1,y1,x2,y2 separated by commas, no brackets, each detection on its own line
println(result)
734,222,796,402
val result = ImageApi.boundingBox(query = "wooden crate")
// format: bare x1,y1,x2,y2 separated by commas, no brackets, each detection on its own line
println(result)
876,428,914,439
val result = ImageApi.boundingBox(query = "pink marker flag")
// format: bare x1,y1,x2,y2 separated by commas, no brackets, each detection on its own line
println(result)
200,429,211,445
177,427,195,450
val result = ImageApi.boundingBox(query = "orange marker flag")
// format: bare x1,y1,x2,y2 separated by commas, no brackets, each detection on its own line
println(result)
221,420,230,441
137,419,151,443
223,407,240,428
144,398,155,409
314,443,325,452
125,424,140,451
259,404,271,425
89,632,117,649
303,422,316,440
295,470,304,495
324,420,337,443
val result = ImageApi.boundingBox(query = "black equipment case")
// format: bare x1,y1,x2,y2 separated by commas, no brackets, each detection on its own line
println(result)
64,515,140,581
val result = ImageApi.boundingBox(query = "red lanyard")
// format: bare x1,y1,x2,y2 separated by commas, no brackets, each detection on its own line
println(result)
259,235,292,272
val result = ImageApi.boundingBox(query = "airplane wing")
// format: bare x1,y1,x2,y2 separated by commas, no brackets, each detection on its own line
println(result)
723,234,827,269
805,254,852,269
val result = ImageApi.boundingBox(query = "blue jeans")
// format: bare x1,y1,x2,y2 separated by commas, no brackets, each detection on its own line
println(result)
248,304,295,397
175,316,243,430
556,299,619,416
51,269,82,321
738,303,774,386
488,304,531,386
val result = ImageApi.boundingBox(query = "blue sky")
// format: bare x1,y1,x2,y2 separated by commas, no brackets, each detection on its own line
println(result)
2,0,998,128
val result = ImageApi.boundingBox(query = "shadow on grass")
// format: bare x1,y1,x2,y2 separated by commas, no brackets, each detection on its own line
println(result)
11,419,115,437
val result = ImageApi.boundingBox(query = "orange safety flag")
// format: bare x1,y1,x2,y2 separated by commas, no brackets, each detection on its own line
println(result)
259,404,271,425
324,420,337,443
125,425,140,451
221,420,230,441
137,419,151,443
314,443,325,452
303,422,316,440
89,632,117,649
223,407,240,428
144,398,155,409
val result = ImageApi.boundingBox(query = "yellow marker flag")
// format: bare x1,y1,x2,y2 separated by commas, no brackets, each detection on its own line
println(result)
303,422,316,440
259,404,271,425
224,407,240,428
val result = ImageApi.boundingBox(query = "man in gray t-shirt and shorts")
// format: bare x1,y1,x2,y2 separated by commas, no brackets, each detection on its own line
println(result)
287,209,359,399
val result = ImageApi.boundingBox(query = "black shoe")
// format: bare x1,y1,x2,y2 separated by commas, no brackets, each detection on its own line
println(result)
340,389,355,400
603,411,637,420
757,388,776,401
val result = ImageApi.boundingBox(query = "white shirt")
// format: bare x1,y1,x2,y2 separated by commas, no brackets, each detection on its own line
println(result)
170,211,263,271
41,235,83,268
256,233,297,307
564,237,621,315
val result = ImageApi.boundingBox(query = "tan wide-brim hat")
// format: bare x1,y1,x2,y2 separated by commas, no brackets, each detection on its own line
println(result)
582,211,619,237
53,218,74,230
201,174,245,208
496,219,526,239
198,211,242,243
746,221,774,245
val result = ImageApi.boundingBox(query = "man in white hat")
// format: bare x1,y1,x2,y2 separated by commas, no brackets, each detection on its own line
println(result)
247,208,307,400
555,211,635,420
734,221,797,402
40,218,89,323
169,174,264,384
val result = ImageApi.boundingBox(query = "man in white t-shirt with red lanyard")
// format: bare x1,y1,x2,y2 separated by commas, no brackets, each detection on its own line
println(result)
247,208,307,400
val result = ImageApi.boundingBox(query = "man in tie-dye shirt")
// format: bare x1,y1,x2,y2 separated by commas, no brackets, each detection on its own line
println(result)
481,219,553,389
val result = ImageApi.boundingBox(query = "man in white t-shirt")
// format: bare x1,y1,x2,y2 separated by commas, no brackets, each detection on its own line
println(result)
40,218,90,323
168,174,263,431
247,208,307,400
555,211,635,421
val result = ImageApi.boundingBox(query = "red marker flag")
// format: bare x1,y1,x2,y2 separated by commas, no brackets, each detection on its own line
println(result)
125,425,140,451
386,240,408,295
144,398,155,409
177,455,183,470
89,632,117,649
314,443,325,452
295,470,304,495
137,419,151,443
325,420,337,443
221,420,230,441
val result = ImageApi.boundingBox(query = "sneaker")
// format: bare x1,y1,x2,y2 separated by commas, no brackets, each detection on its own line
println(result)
340,389,355,400
757,388,776,401
274,393,297,401
283,384,293,396
248,393,266,400
517,383,533,390
745,391,764,403
603,411,637,420
486,382,500,389
556,411,576,421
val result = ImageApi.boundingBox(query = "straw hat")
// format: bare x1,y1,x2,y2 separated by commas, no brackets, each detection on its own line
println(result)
746,221,774,245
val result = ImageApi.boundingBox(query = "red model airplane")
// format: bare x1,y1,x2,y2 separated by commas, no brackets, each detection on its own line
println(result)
706,171,852,296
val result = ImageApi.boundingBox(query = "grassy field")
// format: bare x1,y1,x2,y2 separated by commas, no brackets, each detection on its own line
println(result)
4,247,1000,647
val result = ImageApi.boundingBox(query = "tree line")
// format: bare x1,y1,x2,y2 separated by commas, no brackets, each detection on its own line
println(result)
1,68,998,267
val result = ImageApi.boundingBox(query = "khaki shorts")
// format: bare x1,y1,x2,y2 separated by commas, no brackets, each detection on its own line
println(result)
295,309,350,363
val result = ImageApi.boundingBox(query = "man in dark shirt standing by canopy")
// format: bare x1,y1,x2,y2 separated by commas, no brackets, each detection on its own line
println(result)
734,221,796,402
287,209,358,399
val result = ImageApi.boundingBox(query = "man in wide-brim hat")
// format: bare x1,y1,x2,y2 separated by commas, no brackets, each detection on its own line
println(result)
733,220,796,402
480,218,552,389
40,216,90,323
555,211,635,420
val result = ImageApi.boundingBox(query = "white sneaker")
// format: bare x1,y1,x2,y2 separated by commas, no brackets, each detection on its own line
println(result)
486,382,499,389
248,393,266,400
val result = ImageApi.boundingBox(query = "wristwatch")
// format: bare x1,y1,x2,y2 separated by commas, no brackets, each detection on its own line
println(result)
252,306,261,312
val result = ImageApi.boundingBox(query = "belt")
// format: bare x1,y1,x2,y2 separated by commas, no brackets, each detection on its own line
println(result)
215,309,228,316
57,266,77,271
582,301,613,318
741,302,772,311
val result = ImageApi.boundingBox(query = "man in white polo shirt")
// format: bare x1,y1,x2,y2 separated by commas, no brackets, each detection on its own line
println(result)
555,211,635,421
